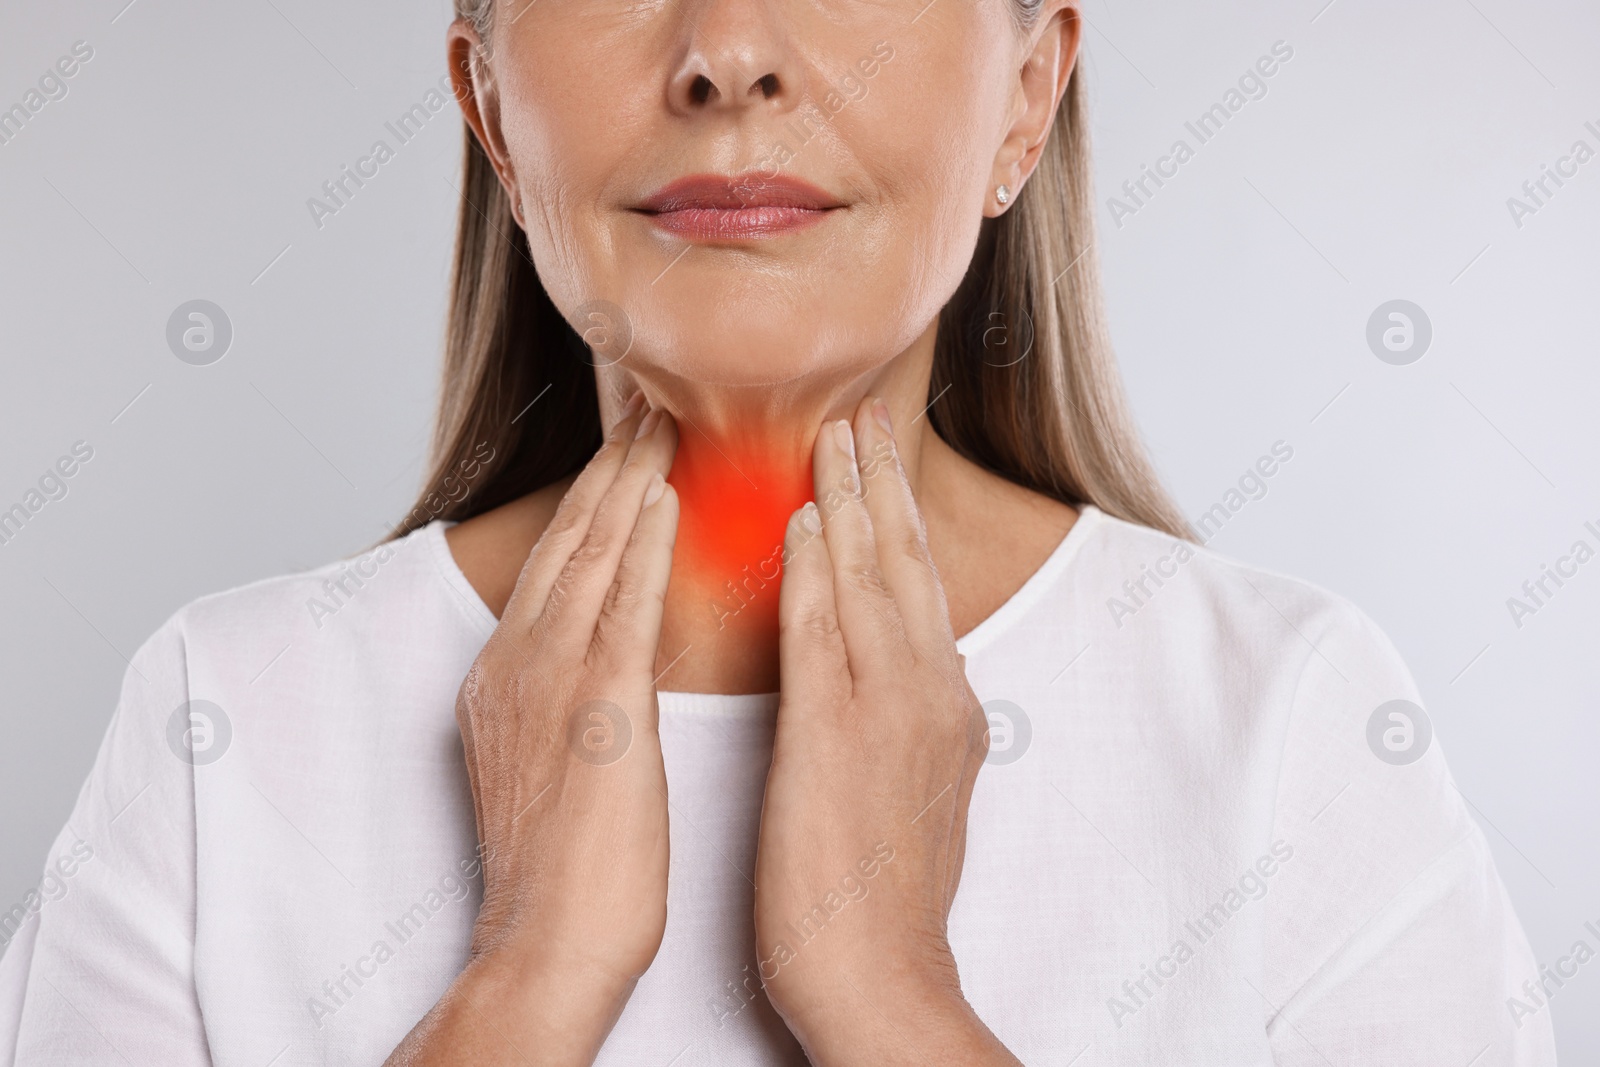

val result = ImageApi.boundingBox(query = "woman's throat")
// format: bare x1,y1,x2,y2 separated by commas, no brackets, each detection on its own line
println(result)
666,431,814,642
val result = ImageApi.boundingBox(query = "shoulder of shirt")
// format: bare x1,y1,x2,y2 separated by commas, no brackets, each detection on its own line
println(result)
133,523,468,668
1084,507,1400,666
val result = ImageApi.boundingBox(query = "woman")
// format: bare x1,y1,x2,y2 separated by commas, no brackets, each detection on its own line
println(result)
0,0,1553,1063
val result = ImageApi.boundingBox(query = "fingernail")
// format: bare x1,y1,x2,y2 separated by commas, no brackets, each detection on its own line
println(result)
832,419,856,460
799,501,821,535
872,398,894,436
634,408,661,440
643,472,665,507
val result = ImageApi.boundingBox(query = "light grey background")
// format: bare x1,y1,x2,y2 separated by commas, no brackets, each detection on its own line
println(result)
2,0,1596,1057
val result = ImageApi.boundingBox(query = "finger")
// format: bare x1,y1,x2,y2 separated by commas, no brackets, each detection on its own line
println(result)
851,396,957,661
777,501,847,703
503,392,647,626
590,474,680,698
537,410,680,646
810,417,909,678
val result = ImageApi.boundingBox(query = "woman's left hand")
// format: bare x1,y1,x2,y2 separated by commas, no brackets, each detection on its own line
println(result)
754,397,1020,1066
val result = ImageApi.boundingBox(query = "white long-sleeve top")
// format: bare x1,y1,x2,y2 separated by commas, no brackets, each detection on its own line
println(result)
0,507,1557,1064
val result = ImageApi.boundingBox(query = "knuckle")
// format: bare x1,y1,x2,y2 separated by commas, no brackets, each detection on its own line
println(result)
465,639,510,685
527,602,579,662
601,576,652,620
795,608,841,643
568,529,617,573
860,455,900,493
817,485,854,520
457,646,519,723
537,575,574,621
542,507,587,547
456,660,489,718
896,524,931,563
844,562,891,600
597,423,634,453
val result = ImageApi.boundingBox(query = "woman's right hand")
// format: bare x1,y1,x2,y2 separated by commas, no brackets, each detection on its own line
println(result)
386,394,680,1066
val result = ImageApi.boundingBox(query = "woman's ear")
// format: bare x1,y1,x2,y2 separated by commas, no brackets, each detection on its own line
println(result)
447,20,522,221
987,1,1081,218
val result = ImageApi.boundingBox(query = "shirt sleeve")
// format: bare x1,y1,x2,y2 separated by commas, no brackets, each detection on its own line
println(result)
1260,601,1556,1065
0,615,213,1066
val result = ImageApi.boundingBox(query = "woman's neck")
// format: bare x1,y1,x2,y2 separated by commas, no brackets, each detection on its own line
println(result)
443,321,1077,697
598,331,939,694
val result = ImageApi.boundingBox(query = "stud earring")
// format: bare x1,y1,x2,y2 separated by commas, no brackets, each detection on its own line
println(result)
996,184,1011,206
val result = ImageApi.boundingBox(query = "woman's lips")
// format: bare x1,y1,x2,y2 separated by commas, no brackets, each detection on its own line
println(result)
635,173,844,241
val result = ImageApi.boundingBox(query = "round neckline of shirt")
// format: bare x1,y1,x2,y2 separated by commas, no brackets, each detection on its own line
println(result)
950,503,1102,659
422,504,1104,701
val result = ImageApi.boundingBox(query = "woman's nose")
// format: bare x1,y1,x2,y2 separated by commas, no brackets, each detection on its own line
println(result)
667,0,801,117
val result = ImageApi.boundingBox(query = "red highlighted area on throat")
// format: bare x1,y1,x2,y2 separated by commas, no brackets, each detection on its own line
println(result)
667,432,814,638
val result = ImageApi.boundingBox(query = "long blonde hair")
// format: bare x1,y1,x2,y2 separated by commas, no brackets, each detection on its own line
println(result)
397,0,1191,541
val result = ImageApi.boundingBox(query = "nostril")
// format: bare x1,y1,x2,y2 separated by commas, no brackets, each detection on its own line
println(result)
754,73,779,99
690,74,717,105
